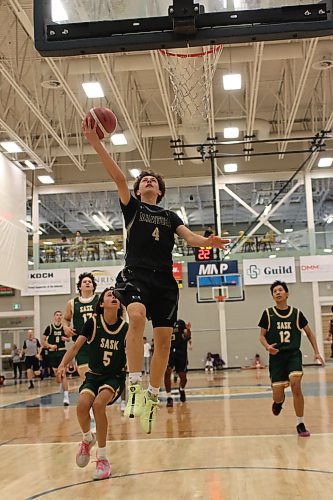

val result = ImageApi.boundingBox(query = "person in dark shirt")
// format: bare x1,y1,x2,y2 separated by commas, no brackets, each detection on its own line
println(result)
164,320,192,407
258,280,324,437
83,119,228,434
203,225,214,238
57,287,127,481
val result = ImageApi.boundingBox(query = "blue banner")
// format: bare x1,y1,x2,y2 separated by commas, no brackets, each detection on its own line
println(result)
187,260,239,287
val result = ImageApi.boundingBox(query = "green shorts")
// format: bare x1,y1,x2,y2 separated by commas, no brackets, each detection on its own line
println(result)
79,372,125,404
75,342,89,367
269,349,303,387
48,349,66,369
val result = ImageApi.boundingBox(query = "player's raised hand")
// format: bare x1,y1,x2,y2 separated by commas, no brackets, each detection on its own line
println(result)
207,235,230,250
82,116,100,146
63,325,76,338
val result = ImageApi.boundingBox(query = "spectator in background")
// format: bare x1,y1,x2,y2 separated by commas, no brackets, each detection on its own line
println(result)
327,308,333,358
22,329,42,389
11,344,22,380
61,235,71,244
205,352,214,373
143,337,151,375
204,225,214,238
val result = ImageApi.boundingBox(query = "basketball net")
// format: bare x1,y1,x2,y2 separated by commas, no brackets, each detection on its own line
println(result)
158,45,223,120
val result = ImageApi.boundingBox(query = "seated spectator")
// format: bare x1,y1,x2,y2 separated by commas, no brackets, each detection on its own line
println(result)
205,352,214,373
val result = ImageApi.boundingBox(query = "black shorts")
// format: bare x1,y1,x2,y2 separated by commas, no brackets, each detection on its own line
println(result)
48,350,66,369
115,266,179,328
25,356,40,372
80,372,125,403
168,352,188,373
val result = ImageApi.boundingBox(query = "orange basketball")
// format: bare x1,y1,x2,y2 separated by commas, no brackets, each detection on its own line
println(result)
86,107,117,139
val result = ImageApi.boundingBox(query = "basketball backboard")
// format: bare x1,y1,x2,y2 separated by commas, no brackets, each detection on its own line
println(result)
196,273,244,303
34,1,333,57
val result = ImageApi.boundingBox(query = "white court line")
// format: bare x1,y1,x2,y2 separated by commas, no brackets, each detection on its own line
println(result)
2,433,333,447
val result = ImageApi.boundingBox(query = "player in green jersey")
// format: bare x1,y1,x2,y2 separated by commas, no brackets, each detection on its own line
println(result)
259,280,325,437
42,310,70,405
63,272,99,430
57,287,128,480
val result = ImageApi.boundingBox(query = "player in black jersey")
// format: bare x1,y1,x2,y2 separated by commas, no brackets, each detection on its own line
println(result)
259,280,324,437
42,310,70,406
164,320,192,407
83,119,228,434
57,287,127,480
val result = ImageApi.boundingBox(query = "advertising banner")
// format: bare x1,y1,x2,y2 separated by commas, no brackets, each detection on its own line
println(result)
21,269,71,296
74,266,123,293
300,255,333,282
243,257,296,285
187,260,238,287
173,262,183,288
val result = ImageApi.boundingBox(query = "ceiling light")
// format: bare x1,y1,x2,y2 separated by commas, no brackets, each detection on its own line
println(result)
82,82,104,98
43,241,53,245
224,163,238,173
284,228,293,233
318,157,333,167
224,127,239,138
111,133,127,145
92,214,109,231
38,175,55,184
24,160,35,170
105,240,114,245
0,141,22,153
51,0,68,22
326,215,333,224
324,248,332,253
280,239,287,244
223,73,242,90
129,168,141,178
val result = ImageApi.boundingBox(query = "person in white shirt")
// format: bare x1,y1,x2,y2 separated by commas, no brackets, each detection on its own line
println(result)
143,337,151,375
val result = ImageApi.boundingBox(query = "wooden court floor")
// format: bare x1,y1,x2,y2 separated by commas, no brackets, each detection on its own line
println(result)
0,367,332,499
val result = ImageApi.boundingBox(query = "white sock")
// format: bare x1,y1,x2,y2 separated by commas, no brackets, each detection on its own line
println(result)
63,390,69,399
166,392,172,398
297,417,304,425
83,430,92,443
129,372,142,385
179,387,184,391
97,447,107,459
147,384,159,400
89,407,95,420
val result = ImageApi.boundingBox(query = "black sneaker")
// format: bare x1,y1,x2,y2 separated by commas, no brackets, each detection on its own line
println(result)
166,397,173,407
179,388,186,403
296,423,310,437
272,396,285,416
28,381,34,389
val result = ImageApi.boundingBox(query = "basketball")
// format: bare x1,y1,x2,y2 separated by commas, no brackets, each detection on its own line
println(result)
86,107,117,139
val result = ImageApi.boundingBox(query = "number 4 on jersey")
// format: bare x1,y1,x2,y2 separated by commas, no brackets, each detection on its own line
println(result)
152,227,160,241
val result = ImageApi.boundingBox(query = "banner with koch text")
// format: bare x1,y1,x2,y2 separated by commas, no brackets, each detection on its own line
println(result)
22,269,71,296
300,255,333,282
243,257,296,285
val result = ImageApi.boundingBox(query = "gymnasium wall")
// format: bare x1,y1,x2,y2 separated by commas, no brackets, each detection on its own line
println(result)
1,259,325,369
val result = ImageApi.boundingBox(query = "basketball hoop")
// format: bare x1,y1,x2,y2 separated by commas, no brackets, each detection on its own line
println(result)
215,295,226,303
158,45,223,120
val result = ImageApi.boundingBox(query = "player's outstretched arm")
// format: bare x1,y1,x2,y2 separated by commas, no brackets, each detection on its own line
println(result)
176,225,230,249
56,336,86,382
303,325,325,365
82,118,130,205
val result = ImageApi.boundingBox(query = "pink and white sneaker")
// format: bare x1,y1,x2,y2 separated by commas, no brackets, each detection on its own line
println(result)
76,434,96,468
93,457,111,480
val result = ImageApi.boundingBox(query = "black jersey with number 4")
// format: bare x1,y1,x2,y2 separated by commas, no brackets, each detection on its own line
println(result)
120,195,183,272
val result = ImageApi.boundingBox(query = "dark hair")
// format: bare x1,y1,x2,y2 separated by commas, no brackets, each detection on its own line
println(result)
133,170,166,204
53,310,62,315
270,280,289,295
76,272,97,294
95,287,124,320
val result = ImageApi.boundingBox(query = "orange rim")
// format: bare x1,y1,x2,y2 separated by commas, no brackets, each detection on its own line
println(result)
215,295,226,302
159,44,223,58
